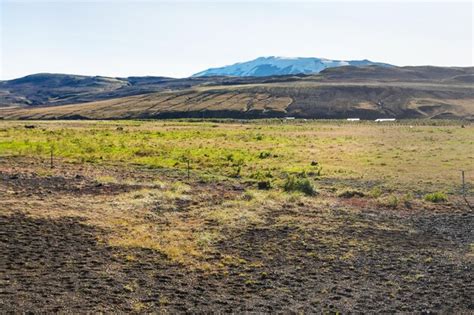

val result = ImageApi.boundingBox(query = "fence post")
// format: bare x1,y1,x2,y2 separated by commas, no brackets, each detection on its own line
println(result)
50,147,54,169
187,159,190,180
460,170,473,210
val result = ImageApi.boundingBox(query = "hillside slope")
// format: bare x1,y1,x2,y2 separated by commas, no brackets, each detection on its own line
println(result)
1,66,472,120
0,74,229,108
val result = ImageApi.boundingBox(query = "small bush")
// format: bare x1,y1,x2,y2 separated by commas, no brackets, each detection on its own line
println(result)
401,192,414,207
250,170,273,179
258,151,271,159
369,187,383,198
424,192,447,203
283,175,316,196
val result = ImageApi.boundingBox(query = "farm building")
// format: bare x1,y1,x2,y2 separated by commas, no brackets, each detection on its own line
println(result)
375,118,396,122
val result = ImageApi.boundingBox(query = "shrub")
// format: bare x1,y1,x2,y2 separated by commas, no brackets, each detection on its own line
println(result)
258,151,271,159
424,192,447,203
385,195,399,209
401,192,414,207
369,187,383,198
283,175,316,196
250,170,273,180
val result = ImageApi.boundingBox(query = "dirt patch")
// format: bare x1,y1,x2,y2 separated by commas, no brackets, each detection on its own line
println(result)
1,209,472,312
210,208,473,312
0,214,132,312
0,213,223,312
0,171,140,197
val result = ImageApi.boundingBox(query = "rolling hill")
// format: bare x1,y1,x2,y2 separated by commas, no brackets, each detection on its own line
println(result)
0,73,228,108
0,65,472,120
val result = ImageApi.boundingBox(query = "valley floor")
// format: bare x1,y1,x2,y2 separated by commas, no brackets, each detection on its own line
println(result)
0,120,473,312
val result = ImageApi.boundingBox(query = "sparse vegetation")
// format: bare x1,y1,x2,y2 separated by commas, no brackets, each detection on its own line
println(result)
424,192,448,203
283,175,316,196
0,119,472,312
369,186,383,198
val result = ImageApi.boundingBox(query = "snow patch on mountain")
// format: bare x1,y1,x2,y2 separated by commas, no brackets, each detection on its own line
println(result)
192,56,392,77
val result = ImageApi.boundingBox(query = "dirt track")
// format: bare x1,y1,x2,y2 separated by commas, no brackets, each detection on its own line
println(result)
1,159,473,312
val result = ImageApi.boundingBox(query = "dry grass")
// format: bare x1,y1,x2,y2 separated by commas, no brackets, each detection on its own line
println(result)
1,77,472,120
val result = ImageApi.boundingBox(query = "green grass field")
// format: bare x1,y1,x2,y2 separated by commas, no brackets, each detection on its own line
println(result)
1,119,472,196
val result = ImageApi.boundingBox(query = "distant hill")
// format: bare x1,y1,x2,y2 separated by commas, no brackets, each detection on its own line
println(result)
1,65,472,120
192,56,393,77
0,73,222,108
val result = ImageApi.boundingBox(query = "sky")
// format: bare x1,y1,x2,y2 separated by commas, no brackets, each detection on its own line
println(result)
0,0,472,80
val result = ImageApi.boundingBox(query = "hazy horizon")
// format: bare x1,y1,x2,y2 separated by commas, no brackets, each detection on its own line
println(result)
1,1,472,80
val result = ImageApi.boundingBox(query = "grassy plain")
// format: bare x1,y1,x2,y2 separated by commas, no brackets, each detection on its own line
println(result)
1,119,473,312
1,119,472,193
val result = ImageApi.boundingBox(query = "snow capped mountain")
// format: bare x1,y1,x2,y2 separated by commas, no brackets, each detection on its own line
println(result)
192,56,393,77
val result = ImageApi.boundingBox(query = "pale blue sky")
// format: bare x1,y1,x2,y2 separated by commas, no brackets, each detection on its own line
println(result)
0,1,472,79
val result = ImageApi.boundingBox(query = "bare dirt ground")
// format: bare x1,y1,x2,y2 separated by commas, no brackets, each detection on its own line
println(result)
1,157,472,312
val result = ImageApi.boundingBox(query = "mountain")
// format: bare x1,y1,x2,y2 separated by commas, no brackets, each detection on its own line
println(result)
1,66,473,120
192,56,393,77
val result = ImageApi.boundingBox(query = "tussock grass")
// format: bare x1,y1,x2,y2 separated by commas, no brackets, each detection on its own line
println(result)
424,192,448,203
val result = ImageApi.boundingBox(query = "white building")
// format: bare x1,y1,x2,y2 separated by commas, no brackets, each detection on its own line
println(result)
375,118,396,122
347,118,360,121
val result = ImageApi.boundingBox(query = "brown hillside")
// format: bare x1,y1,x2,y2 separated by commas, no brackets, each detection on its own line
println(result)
1,66,473,120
